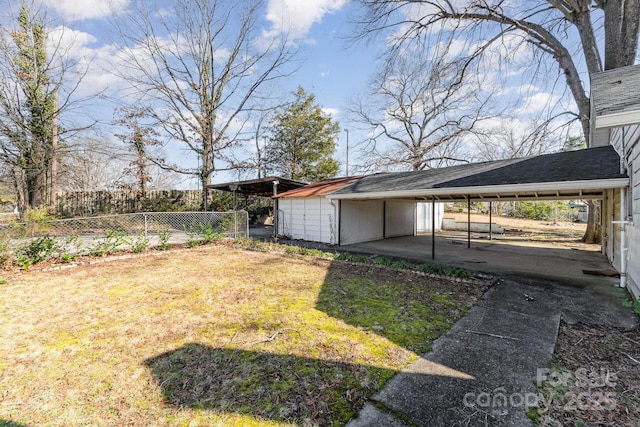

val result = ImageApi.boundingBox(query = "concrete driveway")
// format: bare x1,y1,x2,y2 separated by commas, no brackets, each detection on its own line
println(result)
344,234,637,426
345,234,619,289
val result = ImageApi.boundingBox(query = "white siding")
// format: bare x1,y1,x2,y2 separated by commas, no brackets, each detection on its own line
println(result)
416,202,444,232
340,200,384,245
609,123,640,298
277,197,337,244
385,200,416,238
626,139,640,298
591,128,611,148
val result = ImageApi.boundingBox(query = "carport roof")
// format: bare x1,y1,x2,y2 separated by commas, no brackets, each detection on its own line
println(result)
273,176,364,198
206,176,306,197
328,146,628,201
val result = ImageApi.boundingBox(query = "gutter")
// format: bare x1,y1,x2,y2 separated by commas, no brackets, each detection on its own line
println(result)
326,178,629,201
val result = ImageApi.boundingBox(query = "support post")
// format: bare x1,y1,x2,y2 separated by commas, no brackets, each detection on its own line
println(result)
467,195,471,248
432,197,436,260
272,180,279,240
489,201,492,241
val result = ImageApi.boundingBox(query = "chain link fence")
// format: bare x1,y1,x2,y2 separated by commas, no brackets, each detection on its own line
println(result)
1,211,249,254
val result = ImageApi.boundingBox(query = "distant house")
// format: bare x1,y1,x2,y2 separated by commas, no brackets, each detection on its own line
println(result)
591,64,640,299
274,176,443,245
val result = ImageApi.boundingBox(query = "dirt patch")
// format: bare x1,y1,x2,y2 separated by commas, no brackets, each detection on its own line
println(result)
444,212,593,250
534,322,640,426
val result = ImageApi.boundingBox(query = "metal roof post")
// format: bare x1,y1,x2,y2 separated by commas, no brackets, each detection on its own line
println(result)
432,196,436,260
467,195,471,249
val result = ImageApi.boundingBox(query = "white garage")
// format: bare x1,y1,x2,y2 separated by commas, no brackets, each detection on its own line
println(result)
274,176,443,245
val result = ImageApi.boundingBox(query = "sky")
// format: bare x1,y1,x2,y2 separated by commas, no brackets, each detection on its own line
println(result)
4,0,585,189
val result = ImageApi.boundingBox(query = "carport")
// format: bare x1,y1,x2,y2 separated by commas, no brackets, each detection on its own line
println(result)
327,146,629,285
206,176,307,238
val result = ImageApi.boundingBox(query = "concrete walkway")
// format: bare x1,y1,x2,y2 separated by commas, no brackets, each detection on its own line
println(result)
344,236,637,426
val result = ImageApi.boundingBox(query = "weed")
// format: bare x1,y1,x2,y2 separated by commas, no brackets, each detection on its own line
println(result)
417,263,470,279
372,256,395,266
284,245,302,255
131,231,149,253
623,298,640,316
58,235,81,261
15,236,58,270
391,260,412,269
61,253,76,263
158,229,172,250
335,253,370,263
0,237,11,268
184,224,201,247
199,224,224,244
88,227,130,256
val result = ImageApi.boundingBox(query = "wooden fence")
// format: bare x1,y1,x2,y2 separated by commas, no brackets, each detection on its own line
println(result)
55,190,207,218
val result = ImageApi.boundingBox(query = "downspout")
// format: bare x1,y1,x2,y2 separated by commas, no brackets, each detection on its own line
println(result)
620,187,627,288
618,128,628,288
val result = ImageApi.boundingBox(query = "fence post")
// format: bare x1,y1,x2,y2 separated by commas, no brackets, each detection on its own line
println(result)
234,212,238,239
144,214,148,238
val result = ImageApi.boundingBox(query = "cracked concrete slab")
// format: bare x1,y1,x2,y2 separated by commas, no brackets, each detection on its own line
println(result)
346,278,637,427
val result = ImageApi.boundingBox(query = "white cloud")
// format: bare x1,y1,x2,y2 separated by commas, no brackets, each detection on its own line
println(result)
322,107,340,117
43,0,129,21
265,0,347,41
516,92,561,115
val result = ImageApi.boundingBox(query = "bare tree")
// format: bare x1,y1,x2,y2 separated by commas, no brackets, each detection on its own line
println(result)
114,0,298,207
354,0,640,243
354,0,640,145
349,49,486,171
472,118,561,162
58,138,130,191
58,137,180,192
0,3,95,215
114,107,162,200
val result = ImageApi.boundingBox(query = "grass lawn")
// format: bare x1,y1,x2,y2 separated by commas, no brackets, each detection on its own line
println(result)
0,245,488,426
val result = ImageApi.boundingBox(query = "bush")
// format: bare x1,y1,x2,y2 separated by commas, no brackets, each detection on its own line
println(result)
131,231,149,253
88,227,130,256
158,229,172,250
16,236,58,270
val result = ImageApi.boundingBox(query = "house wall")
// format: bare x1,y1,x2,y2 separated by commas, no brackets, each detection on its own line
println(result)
385,200,416,238
416,202,444,232
278,198,440,246
277,197,337,244
591,128,611,148
610,124,640,298
340,200,384,245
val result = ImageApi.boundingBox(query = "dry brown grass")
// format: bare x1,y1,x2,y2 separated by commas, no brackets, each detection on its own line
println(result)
445,212,590,249
0,245,487,426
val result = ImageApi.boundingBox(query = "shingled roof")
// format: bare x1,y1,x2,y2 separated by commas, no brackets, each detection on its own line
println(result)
328,146,627,201
592,64,640,128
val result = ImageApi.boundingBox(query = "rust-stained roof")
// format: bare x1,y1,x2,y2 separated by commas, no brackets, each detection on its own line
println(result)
273,176,365,198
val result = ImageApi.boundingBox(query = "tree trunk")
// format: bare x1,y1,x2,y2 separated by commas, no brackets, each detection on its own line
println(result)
582,200,602,244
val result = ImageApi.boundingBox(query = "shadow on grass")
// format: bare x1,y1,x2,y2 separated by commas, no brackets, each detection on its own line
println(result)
144,343,395,425
315,263,479,354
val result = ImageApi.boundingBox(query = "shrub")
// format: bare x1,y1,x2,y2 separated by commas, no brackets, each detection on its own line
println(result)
15,236,58,270
158,229,172,250
89,227,130,256
131,231,149,253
